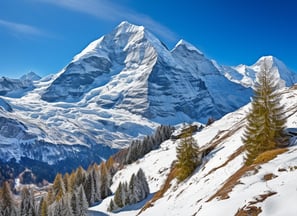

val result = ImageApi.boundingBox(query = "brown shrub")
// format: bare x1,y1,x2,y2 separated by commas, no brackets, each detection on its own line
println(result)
263,173,277,181
253,148,288,165
235,206,262,216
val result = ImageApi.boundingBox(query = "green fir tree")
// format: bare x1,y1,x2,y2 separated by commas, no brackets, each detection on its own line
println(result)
175,125,201,182
242,61,288,165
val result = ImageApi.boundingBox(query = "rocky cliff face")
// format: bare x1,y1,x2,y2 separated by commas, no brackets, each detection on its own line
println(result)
40,21,253,124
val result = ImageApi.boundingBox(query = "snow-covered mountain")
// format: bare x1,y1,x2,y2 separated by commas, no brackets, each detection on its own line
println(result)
0,72,41,98
40,21,253,124
90,85,297,216
0,21,296,180
219,56,297,88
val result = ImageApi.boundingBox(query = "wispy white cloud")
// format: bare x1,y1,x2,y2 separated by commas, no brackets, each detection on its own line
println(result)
37,0,179,42
0,19,48,37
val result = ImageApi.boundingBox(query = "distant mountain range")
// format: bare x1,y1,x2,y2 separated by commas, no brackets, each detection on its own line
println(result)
0,21,296,181
0,71,41,98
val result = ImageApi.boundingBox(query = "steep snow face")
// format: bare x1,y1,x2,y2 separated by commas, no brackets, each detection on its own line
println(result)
41,21,158,106
171,40,252,121
90,86,297,216
41,22,254,124
220,56,297,87
147,52,215,124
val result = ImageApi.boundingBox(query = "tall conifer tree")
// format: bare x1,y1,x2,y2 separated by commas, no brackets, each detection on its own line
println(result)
52,173,65,201
20,187,36,216
242,61,287,165
38,197,48,216
176,125,201,182
76,185,88,216
99,162,111,199
0,181,18,216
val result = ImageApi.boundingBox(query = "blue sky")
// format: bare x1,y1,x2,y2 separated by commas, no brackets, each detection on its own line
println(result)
0,0,296,78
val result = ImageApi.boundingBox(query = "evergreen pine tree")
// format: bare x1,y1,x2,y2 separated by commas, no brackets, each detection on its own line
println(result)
69,171,76,193
47,202,55,216
63,173,71,193
38,197,48,216
99,162,111,199
61,193,74,216
136,168,150,199
128,174,137,204
242,61,288,165
70,190,78,216
76,185,88,216
46,188,55,206
123,182,130,206
107,199,115,212
91,165,101,202
75,166,86,188
113,182,123,209
125,125,174,165
175,125,201,182
52,173,65,201
51,201,63,216
83,172,95,206
106,157,116,177
0,181,18,216
20,187,36,216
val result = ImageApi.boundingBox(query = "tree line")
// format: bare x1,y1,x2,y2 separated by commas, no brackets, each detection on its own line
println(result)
125,125,174,164
0,159,114,216
108,168,149,212
0,125,173,215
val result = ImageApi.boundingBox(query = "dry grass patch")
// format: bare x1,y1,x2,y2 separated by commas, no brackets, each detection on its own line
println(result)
235,191,277,216
253,148,288,165
207,165,255,201
249,191,277,205
207,148,287,202
235,206,262,216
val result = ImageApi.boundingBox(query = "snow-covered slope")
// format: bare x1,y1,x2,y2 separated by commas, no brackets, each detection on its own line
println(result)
90,85,297,215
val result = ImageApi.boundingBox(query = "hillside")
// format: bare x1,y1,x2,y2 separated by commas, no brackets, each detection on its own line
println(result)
90,85,297,215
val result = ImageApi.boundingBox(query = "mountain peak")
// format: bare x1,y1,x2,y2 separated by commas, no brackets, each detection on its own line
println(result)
20,71,41,81
115,21,145,35
258,55,279,61
173,39,204,56
118,21,144,29
253,55,293,70
255,55,279,65
73,21,147,62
